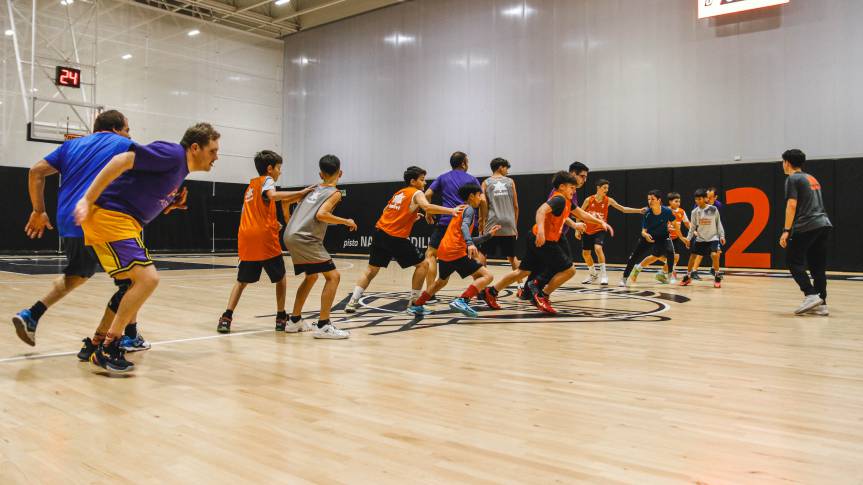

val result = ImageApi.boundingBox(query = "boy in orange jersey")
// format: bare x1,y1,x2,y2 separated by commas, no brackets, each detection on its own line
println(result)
579,179,644,286
488,171,605,314
634,191,690,284
412,184,501,318
345,166,455,316
217,151,314,333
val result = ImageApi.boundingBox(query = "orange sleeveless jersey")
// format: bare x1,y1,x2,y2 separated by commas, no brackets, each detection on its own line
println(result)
668,207,685,240
437,205,474,262
375,187,419,238
238,176,282,261
532,192,572,242
584,195,609,235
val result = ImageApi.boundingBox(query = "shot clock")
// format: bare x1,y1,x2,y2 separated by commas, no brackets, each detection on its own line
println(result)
55,66,81,88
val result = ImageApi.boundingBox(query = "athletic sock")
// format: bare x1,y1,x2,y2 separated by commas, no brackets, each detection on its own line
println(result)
414,291,432,306
29,301,47,321
599,263,606,273
317,319,330,329
124,322,137,339
289,315,301,323
223,309,234,319
276,311,287,320
588,265,596,275
460,285,480,301
351,286,364,301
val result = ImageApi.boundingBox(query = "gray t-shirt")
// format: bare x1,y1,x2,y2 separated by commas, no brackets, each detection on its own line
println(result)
483,176,517,236
785,172,831,233
283,185,339,264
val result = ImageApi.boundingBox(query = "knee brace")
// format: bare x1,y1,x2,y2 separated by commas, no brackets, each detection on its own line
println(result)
107,279,132,313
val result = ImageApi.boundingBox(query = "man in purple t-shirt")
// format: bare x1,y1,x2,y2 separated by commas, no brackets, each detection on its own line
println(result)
422,151,481,289
73,122,220,374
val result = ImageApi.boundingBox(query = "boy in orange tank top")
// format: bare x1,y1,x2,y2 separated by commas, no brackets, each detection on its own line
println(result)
345,166,455,316
579,179,645,286
413,184,500,318
217,151,315,333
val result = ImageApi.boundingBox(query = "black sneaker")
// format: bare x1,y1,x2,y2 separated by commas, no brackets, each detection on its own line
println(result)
275,317,286,332
217,316,232,334
77,337,97,361
90,341,134,373
691,271,702,280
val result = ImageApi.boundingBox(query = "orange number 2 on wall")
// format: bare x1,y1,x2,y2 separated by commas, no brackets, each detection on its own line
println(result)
725,187,771,268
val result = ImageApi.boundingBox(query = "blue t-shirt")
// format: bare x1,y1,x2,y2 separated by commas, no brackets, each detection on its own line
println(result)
428,169,480,226
97,141,189,225
642,205,675,239
43,132,134,238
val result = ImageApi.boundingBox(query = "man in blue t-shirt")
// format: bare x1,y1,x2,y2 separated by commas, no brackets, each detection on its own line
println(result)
422,151,481,290
619,189,676,287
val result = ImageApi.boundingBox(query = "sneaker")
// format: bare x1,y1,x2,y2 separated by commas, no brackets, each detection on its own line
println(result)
77,337,97,362
691,271,702,281
599,272,609,286
618,279,629,288
90,341,134,373
274,317,286,332
11,309,38,347
669,274,678,285
406,304,433,316
217,316,232,334
795,294,823,315
679,275,692,286
631,265,642,282
517,285,533,301
483,288,501,310
345,298,360,314
808,304,829,316
313,323,350,339
449,298,478,318
533,294,557,315
285,318,314,333
655,272,668,284
426,296,440,305
713,279,721,288
119,333,151,352
582,273,598,284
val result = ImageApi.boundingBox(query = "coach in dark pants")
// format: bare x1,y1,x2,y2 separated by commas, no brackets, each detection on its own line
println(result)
778,149,833,316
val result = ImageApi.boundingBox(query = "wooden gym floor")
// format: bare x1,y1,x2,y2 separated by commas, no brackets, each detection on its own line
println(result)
1,254,861,484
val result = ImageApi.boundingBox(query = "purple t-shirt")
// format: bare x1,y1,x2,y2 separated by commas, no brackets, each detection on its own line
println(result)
549,188,579,234
97,141,189,225
428,169,480,226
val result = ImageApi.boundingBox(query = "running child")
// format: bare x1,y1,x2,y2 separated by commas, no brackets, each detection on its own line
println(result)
680,188,726,288
345,166,455,316
412,184,500,318
619,190,677,287
634,191,690,283
217,151,315,333
282,155,357,339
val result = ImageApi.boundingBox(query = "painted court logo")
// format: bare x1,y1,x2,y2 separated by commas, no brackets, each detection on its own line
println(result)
331,287,690,336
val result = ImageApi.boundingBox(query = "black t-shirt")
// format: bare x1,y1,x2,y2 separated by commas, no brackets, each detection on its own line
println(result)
547,195,566,216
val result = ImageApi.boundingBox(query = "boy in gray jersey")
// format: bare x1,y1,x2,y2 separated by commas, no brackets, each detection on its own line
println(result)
283,155,357,339
479,158,521,273
779,149,832,315
680,188,726,288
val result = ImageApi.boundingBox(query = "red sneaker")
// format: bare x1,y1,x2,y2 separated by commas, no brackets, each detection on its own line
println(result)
483,288,501,310
713,280,721,288
679,276,692,286
533,294,557,315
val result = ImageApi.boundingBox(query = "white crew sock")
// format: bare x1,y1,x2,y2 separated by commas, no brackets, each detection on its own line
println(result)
599,263,606,274
588,265,596,275
351,286,364,301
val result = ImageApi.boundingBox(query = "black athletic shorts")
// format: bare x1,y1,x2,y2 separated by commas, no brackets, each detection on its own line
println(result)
519,234,572,275
438,256,483,280
691,240,721,257
62,237,100,278
369,229,424,269
293,260,336,276
479,236,516,259
581,231,606,249
238,255,286,283
672,238,688,257
429,225,447,250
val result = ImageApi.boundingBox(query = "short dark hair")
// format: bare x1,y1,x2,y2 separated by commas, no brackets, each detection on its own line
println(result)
782,149,806,168
458,183,482,201
450,151,468,169
569,161,589,174
490,157,510,172
319,154,341,176
403,165,426,185
706,186,717,194
596,178,610,188
694,188,708,198
647,189,664,202
667,192,681,202
552,170,578,189
93,110,126,132
254,150,282,176
180,122,220,150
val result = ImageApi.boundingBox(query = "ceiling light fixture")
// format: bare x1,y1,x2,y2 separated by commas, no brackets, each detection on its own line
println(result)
187,29,200,37
274,0,290,5
121,54,132,60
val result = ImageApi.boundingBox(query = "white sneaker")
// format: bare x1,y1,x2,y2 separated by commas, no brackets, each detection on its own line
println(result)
313,323,350,339
582,273,598,284
600,272,608,286
345,298,360,314
808,304,829,316
618,279,629,288
794,294,824,315
284,318,314,333
631,265,642,282
668,274,678,285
